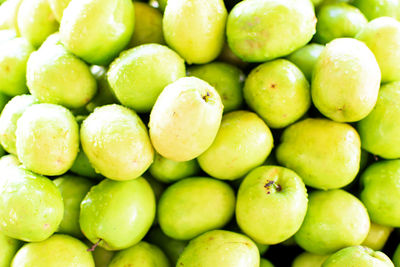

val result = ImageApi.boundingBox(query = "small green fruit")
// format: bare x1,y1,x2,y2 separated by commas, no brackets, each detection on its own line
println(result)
287,43,324,81
292,252,330,267
0,233,21,267
261,258,275,267
353,0,400,20
92,246,115,267
48,0,71,22
362,222,393,251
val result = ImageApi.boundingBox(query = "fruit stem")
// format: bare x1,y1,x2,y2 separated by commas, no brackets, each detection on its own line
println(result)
87,239,102,252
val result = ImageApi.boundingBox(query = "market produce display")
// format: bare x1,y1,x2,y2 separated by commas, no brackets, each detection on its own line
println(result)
1,0,400,266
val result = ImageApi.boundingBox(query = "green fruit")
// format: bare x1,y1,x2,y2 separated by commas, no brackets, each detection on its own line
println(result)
158,177,235,240
0,158,64,242
217,42,248,69
0,95,38,154
108,44,185,113
0,37,34,96
353,0,400,20
17,0,58,48
109,241,170,267
27,36,97,109
149,77,223,161
149,153,200,183
356,17,400,83
48,0,71,22
361,160,400,227
11,234,94,267
54,174,95,238
188,62,244,113
60,0,134,65
236,165,308,244
294,190,370,255
177,230,259,267
393,243,400,267
70,149,103,180
163,0,227,64
322,246,394,267
362,222,393,251
80,177,155,250
129,2,164,47
287,43,324,81
226,0,316,62
0,0,22,33
0,92,9,112
92,246,115,267
81,104,154,181
261,258,275,267
16,103,79,176
312,38,381,122
0,29,17,44
292,252,330,267
243,59,311,128
276,118,361,190
0,233,21,267
156,0,167,12
315,4,367,44
198,111,273,180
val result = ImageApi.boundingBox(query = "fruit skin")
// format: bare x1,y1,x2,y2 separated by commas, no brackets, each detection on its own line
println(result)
287,43,324,81
149,77,223,161
163,0,227,64
107,44,185,113
108,241,170,267
92,245,115,267
243,59,311,128
292,252,330,267
356,17,400,84
16,103,79,176
360,160,400,227
236,165,308,245
187,62,244,113
0,233,22,267
362,222,393,251
48,0,71,22
0,95,38,155
0,156,64,242
0,0,22,33
261,258,274,267
177,230,259,267
353,0,400,20
80,177,156,250
70,149,103,180
198,111,274,180
60,0,134,65
53,174,95,238
226,0,316,62
276,118,361,190
393,243,400,267
81,104,154,181
294,190,370,255
312,38,381,122
0,37,34,96
158,177,235,240
0,29,17,44
322,246,394,267
11,234,95,267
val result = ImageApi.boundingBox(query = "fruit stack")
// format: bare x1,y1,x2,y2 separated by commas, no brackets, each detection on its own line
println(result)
0,0,399,266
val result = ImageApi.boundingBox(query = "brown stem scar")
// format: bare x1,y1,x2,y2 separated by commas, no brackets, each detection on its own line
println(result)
87,239,102,252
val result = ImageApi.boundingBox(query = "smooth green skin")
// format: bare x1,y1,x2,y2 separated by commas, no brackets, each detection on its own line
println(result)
261,259,275,267
129,2,164,47
294,190,370,255
163,0,227,64
315,4,367,44
149,153,200,183
149,77,223,162
53,175,94,238
0,158,64,242
0,0,22,33
70,149,103,180
312,38,381,122
48,0,71,22
356,17,400,84
0,37,34,96
17,0,58,48
80,177,156,250
0,92,9,112
360,160,400,227
188,62,244,113
143,174,165,202
60,0,134,65
322,246,394,267
177,230,260,267
11,235,94,267
218,42,248,69
0,29,17,44
292,252,330,267
0,95,38,155
226,0,316,62
243,59,311,128
358,82,400,159
146,227,188,265
108,44,185,113
92,246,115,267
16,103,79,176
198,111,274,180
362,222,393,251
287,43,324,81
353,0,400,20
158,177,235,240
393,243,400,267
237,165,308,245
81,104,154,181
0,233,21,267
276,118,361,190
27,39,97,109
109,241,170,267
